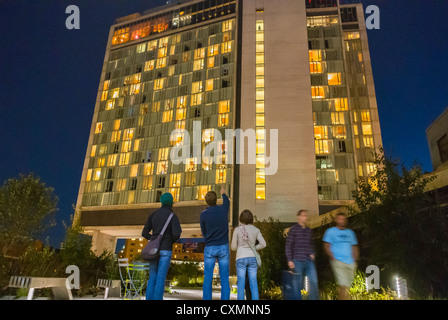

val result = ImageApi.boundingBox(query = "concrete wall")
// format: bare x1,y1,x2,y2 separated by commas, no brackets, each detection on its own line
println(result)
238,0,319,223
426,107,448,171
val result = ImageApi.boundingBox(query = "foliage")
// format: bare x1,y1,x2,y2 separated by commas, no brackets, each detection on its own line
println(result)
349,147,448,298
167,262,203,287
0,173,58,256
253,216,288,299
319,271,397,300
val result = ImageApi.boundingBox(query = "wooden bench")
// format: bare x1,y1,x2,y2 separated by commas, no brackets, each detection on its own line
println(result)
9,276,73,300
97,279,121,300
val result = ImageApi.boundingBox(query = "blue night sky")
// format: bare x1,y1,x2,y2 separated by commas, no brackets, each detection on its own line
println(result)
0,0,447,249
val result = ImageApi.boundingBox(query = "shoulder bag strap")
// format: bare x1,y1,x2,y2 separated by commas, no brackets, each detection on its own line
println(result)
160,212,174,236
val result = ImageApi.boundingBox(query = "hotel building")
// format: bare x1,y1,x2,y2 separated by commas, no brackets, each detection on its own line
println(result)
74,0,382,253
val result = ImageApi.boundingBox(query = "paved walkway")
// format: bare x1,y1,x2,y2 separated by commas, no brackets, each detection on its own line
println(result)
1,288,237,300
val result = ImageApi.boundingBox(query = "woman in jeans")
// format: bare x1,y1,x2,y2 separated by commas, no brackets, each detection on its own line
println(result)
231,210,266,300
141,192,182,300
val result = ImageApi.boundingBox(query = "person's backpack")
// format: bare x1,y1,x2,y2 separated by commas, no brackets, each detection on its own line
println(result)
141,212,174,261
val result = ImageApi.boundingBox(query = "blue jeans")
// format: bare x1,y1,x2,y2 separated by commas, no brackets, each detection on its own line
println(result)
203,245,230,300
146,250,172,300
236,257,259,300
292,259,320,300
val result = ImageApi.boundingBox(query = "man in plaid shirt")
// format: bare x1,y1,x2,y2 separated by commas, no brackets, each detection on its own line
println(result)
285,210,319,300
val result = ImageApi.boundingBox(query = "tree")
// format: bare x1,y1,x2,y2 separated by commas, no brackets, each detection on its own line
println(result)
350,147,448,298
0,174,58,256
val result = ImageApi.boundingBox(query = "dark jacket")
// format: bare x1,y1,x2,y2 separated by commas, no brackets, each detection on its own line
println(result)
141,205,182,251
200,193,230,247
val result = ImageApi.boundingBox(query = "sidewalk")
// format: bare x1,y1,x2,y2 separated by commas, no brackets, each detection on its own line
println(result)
1,288,237,300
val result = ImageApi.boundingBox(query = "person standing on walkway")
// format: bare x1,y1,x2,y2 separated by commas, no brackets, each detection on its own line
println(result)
285,209,320,300
231,209,266,300
200,185,231,300
323,212,359,300
142,192,182,300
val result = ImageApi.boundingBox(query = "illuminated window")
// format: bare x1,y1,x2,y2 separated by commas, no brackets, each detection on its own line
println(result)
206,79,214,91
256,128,265,140
256,155,265,169
86,169,92,182
143,163,154,176
256,66,264,76
344,31,360,40
328,73,342,85
223,20,233,32
218,114,229,127
256,169,265,184
202,129,215,143
111,130,121,142
158,47,167,58
130,164,139,177
116,179,126,191
362,123,373,135
142,176,153,189
177,96,187,108
333,126,346,139
256,114,265,127
157,161,169,174
113,119,121,131
192,81,203,94
218,100,230,113
191,93,203,106
208,44,220,57
119,153,130,166
162,110,173,123
311,86,326,99
176,108,186,120
216,169,226,184
193,59,205,71
95,123,103,134
256,88,265,101
256,53,264,64
156,57,166,68
154,78,165,90
221,41,233,54
314,126,328,139
256,101,264,113
170,131,185,146
107,154,117,167
363,136,374,148
315,140,331,154
256,184,266,200
198,185,211,200
310,62,324,73
331,98,348,111
185,158,198,172
353,125,359,136
127,191,135,204
256,141,265,155
309,50,322,62
97,157,105,167
158,148,170,161
121,141,132,153
170,173,182,187
331,112,345,125
91,145,97,157
207,57,215,68
194,48,206,60
123,128,134,140
361,110,371,122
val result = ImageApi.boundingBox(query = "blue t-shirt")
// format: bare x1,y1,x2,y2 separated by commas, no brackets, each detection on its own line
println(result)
323,227,358,264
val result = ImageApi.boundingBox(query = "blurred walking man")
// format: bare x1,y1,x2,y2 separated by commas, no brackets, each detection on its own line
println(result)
323,212,359,300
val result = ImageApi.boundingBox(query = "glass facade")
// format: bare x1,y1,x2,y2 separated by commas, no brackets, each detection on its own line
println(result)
307,8,362,201
82,17,236,207
307,3,379,203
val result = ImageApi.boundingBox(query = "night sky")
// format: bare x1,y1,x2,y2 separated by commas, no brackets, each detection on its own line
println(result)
1,0,447,249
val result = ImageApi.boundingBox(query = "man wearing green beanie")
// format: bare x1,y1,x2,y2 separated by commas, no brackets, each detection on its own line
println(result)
142,192,182,300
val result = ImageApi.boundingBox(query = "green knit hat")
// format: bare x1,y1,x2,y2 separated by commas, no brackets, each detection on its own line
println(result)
160,192,174,206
